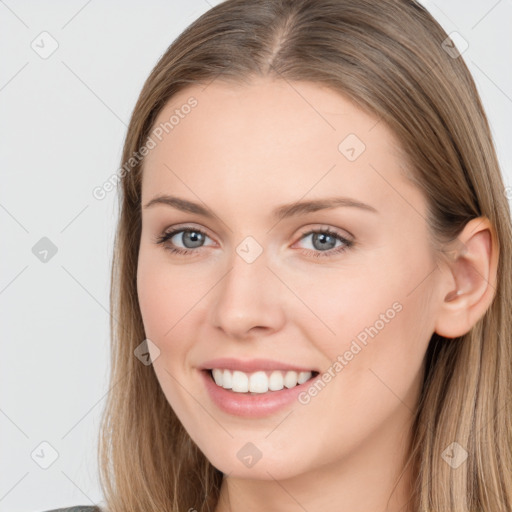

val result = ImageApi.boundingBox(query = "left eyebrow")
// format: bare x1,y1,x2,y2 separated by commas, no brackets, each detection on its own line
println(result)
272,196,378,220
142,194,378,220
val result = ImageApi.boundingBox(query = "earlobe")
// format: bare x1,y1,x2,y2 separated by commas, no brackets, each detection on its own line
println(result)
434,217,499,339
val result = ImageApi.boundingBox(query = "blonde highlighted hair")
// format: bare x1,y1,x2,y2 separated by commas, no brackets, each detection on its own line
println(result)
97,1,512,510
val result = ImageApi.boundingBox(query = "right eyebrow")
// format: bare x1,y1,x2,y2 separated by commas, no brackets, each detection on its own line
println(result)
144,195,215,218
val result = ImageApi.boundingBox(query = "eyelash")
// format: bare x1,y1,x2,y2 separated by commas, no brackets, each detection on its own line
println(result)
153,225,354,259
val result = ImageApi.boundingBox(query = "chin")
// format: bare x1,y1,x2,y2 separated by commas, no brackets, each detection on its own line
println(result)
200,442,311,481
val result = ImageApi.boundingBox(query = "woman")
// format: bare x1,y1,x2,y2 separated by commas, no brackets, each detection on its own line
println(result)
46,0,512,510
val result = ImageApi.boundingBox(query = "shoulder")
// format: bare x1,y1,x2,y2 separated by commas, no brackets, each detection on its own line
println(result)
42,507,102,512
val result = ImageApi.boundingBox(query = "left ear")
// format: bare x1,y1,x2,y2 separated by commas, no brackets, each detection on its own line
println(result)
433,216,499,339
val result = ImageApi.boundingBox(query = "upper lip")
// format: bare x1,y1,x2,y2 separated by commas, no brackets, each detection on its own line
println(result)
199,357,318,373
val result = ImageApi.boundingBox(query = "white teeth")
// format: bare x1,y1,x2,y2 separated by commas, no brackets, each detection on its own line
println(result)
297,371,310,384
249,371,268,393
209,368,313,393
268,371,284,391
222,369,232,389
212,368,223,386
284,370,298,388
232,370,249,392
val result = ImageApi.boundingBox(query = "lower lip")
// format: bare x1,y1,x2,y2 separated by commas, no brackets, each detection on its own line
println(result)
200,369,316,418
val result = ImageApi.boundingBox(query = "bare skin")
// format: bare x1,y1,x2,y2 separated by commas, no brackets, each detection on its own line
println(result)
136,76,497,512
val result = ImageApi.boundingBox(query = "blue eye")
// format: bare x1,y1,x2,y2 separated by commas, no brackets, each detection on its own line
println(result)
154,227,213,255
154,226,353,258
295,227,353,258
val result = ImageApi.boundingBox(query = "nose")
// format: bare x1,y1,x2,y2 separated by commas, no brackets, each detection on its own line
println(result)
210,247,286,340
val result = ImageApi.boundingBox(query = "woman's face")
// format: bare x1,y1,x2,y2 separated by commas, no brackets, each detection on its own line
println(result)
137,77,443,480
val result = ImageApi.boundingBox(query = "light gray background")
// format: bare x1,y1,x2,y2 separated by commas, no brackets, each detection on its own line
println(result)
1,1,511,511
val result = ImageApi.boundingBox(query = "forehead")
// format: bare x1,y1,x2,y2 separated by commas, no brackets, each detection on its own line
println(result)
140,77,419,218
146,77,393,157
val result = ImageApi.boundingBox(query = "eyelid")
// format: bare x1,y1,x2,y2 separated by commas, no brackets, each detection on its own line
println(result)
295,224,354,242
163,222,216,241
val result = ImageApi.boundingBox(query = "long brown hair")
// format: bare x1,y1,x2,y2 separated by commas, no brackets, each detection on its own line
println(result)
97,1,512,510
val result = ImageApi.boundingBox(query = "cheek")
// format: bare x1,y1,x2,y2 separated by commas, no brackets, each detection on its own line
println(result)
136,253,199,411
137,257,175,341
136,247,205,340
287,266,406,361
292,248,434,391
136,249,218,385
287,281,431,466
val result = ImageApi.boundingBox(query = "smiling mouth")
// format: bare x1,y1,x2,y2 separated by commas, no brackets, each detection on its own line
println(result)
205,368,320,394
